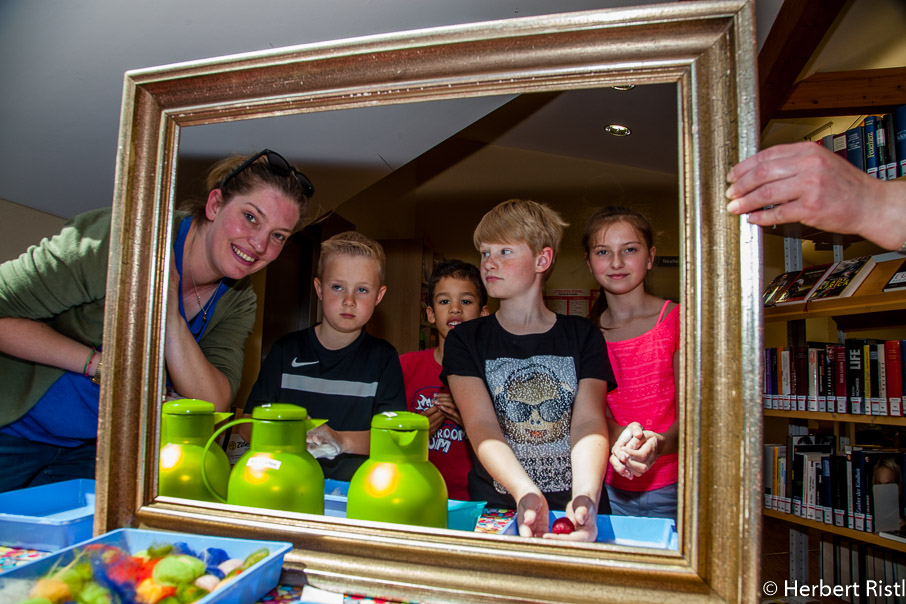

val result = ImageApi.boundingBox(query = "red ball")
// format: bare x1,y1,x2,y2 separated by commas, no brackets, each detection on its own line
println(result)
551,516,575,534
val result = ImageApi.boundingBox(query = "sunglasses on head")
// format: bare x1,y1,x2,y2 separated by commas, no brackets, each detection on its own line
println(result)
220,149,315,198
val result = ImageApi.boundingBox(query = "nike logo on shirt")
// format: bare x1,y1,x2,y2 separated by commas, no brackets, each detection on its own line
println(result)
291,358,319,368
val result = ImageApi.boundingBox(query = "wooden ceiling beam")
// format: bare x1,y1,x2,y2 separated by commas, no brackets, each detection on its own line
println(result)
758,0,849,131
773,66,906,119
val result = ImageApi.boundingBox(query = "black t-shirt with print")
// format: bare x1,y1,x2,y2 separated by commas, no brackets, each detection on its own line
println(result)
442,314,615,511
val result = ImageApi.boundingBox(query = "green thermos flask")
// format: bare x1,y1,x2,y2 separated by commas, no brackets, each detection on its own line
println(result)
202,403,326,514
158,399,233,502
347,411,448,528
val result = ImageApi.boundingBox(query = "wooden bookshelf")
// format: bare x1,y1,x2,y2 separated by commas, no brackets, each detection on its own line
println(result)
764,258,906,324
763,509,906,554
763,409,906,427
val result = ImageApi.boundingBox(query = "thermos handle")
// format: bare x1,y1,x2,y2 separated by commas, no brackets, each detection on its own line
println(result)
201,418,254,503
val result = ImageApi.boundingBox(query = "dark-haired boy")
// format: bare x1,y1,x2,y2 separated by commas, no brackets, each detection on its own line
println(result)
399,259,489,501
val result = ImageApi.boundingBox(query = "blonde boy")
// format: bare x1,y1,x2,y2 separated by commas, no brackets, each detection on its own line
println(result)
442,199,614,541
246,231,406,480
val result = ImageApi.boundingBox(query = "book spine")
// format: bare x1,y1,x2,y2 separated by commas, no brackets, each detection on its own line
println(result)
895,104,906,178
834,343,848,414
818,345,829,413
886,340,902,417
822,454,833,524
794,346,808,411
781,348,792,411
846,449,855,529
883,113,898,180
846,125,866,171
853,449,865,531
808,347,820,412
832,454,846,527
847,339,865,415
864,115,880,179
867,341,878,416
876,114,891,181
877,342,888,416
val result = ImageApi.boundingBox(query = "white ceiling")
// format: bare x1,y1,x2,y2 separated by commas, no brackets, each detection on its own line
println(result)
0,0,782,220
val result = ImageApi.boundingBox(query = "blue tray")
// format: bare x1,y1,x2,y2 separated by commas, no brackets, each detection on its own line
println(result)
0,479,95,551
501,511,678,549
0,528,293,603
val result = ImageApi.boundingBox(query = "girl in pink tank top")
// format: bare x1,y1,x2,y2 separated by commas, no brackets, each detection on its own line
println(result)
583,206,679,519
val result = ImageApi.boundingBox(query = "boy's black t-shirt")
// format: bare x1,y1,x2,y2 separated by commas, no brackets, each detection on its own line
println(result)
246,325,406,480
441,313,615,511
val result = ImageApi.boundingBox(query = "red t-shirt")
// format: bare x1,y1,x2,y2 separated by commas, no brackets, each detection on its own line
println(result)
399,348,473,501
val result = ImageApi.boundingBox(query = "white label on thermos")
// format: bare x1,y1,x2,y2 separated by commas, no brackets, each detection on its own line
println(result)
246,456,282,470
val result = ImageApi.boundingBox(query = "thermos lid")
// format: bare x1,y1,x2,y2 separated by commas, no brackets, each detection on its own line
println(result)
162,399,215,415
370,411,428,431
251,403,310,421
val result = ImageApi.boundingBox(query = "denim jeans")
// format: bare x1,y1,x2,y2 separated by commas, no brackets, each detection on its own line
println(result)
605,482,677,520
0,432,96,493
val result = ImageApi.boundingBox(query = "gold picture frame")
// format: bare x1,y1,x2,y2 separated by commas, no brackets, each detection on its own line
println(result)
96,1,763,601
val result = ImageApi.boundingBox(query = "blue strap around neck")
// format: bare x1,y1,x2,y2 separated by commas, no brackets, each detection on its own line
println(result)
175,216,229,342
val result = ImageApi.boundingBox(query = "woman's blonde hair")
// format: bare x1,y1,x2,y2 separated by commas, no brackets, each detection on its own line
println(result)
318,231,386,285
473,199,568,282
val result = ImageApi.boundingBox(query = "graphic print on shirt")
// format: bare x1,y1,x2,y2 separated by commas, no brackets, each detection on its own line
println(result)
486,355,576,494
411,386,466,454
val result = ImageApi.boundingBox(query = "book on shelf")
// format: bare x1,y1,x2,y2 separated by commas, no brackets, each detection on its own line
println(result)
807,256,877,301
883,259,906,293
845,124,865,172
879,528,906,545
877,114,892,181
846,339,866,415
762,269,801,307
864,115,880,179
774,263,834,305
882,112,898,181
895,104,906,178
886,340,903,417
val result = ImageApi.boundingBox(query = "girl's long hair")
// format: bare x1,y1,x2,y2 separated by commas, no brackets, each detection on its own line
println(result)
583,206,655,329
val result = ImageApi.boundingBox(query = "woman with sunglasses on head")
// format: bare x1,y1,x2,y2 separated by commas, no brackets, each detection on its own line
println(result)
0,150,314,492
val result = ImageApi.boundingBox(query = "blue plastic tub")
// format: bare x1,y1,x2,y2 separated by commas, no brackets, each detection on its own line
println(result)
0,479,95,551
500,511,678,549
0,528,292,603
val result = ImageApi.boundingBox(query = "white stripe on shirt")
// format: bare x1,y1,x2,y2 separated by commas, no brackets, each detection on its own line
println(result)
281,373,378,397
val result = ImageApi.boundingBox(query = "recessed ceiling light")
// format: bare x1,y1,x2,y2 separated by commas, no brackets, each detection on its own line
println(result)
604,124,632,137
612,85,635,91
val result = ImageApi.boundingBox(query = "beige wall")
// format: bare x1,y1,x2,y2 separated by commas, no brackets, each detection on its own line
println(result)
0,198,67,263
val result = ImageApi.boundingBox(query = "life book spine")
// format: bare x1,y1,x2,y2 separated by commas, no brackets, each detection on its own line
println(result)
846,339,866,415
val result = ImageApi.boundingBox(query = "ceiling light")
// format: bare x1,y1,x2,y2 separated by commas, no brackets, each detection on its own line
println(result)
611,84,635,91
604,124,632,137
